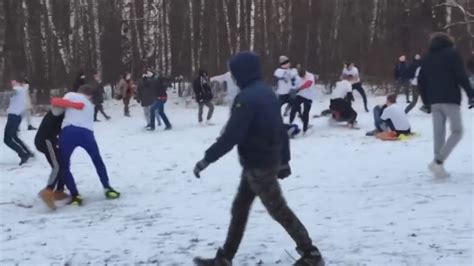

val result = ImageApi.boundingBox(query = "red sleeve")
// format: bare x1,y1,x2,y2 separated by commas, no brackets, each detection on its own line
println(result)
299,80,313,90
51,97,85,110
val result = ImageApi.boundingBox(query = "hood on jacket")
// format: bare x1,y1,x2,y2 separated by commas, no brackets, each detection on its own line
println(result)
229,51,262,89
429,32,455,53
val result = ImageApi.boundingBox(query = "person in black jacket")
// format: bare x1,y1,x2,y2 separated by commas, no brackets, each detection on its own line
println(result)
35,98,85,210
192,51,324,266
91,71,110,122
418,32,474,178
394,55,411,103
193,69,215,124
137,70,161,127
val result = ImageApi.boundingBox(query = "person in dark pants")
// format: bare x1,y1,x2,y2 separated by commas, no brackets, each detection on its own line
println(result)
329,75,358,127
4,78,34,165
342,62,369,112
418,32,474,178
193,69,215,124
394,55,411,103
147,69,172,130
405,54,422,113
290,67,315,133
35,99,85,210
91,71,110,122
192,51,324,266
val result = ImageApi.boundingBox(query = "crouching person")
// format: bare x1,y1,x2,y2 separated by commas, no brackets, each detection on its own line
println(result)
366,94,411,140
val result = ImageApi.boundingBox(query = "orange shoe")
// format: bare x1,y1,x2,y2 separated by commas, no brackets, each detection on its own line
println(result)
54,190,70,201
39,188,56,210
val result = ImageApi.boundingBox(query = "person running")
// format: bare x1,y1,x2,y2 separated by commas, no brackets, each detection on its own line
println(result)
405,54,422,113
193,69,214,124
36,99,85,210
72,71,86,92
147,69,172,131
91,71,110,122
137,69,161,128
342,62,369,112
289,66,315,133
54,84,120,205
192,51,324,266
394,55,411,103
118,71,134,117
365,94,411,138
329,75,358,128
3,78,34,165
274,55,298,116
418,32,474,178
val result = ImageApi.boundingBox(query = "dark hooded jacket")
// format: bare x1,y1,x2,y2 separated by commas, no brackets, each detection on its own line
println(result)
394,61,410,81
418,33,473,105
204,51,290,169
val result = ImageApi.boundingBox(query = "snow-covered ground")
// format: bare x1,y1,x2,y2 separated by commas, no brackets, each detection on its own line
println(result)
0,93,473,265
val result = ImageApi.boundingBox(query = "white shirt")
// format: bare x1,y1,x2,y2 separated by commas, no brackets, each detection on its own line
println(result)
274,68,298,95
61,92,95,131
331,80,352,99
342,67,360,84
7,86,28,115
295,72,316,100
381,104,411,131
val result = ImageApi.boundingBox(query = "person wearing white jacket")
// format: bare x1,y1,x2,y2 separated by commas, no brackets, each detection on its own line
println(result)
3,78,34,165
274,55,298,117
289,67,316,133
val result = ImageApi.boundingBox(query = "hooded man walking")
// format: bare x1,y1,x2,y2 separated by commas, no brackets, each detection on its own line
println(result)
418,32,474,178
192,51,324,266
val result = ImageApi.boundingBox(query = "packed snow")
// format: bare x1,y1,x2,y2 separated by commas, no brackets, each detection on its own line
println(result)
0,92,473,265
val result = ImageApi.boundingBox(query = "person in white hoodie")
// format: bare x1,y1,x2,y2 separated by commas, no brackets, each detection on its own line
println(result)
289,66,316,133
53,84,120,206
3,78,34,165
274,55,298,117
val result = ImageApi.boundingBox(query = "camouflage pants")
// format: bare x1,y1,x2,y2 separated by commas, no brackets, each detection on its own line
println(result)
222,167,313,259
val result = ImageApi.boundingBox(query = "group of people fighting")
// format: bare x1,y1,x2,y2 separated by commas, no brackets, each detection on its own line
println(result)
2,31,474,266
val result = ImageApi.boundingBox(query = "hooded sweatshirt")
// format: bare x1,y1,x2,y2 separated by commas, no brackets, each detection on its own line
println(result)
418,34,473,105
204,51,290,168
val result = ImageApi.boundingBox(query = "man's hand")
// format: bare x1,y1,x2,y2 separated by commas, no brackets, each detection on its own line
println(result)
193,159,210,178
278,164,292,179
420,105,431,114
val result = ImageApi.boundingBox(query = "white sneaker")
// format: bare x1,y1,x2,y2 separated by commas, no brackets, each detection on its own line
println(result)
428,162,450,178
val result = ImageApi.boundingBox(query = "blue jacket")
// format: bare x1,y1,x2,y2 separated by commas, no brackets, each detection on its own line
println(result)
204,51,290,169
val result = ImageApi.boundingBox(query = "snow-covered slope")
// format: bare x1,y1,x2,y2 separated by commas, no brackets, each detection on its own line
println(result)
0,94,472,265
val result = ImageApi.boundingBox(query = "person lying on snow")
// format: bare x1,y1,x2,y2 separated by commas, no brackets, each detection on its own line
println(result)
366,94,411,140
329,74,358,128
36,98,85,210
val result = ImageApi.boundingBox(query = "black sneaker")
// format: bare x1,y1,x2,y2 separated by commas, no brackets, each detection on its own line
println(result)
164,125,172,130
19,154,32,166
193,248,232,266
294,246,325,266
28,125,37,131
365,129,380,136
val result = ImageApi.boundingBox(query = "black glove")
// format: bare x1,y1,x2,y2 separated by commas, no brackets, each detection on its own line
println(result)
420,105,431,114
468,98,474,109
193,159,209,178
278,164,292,179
